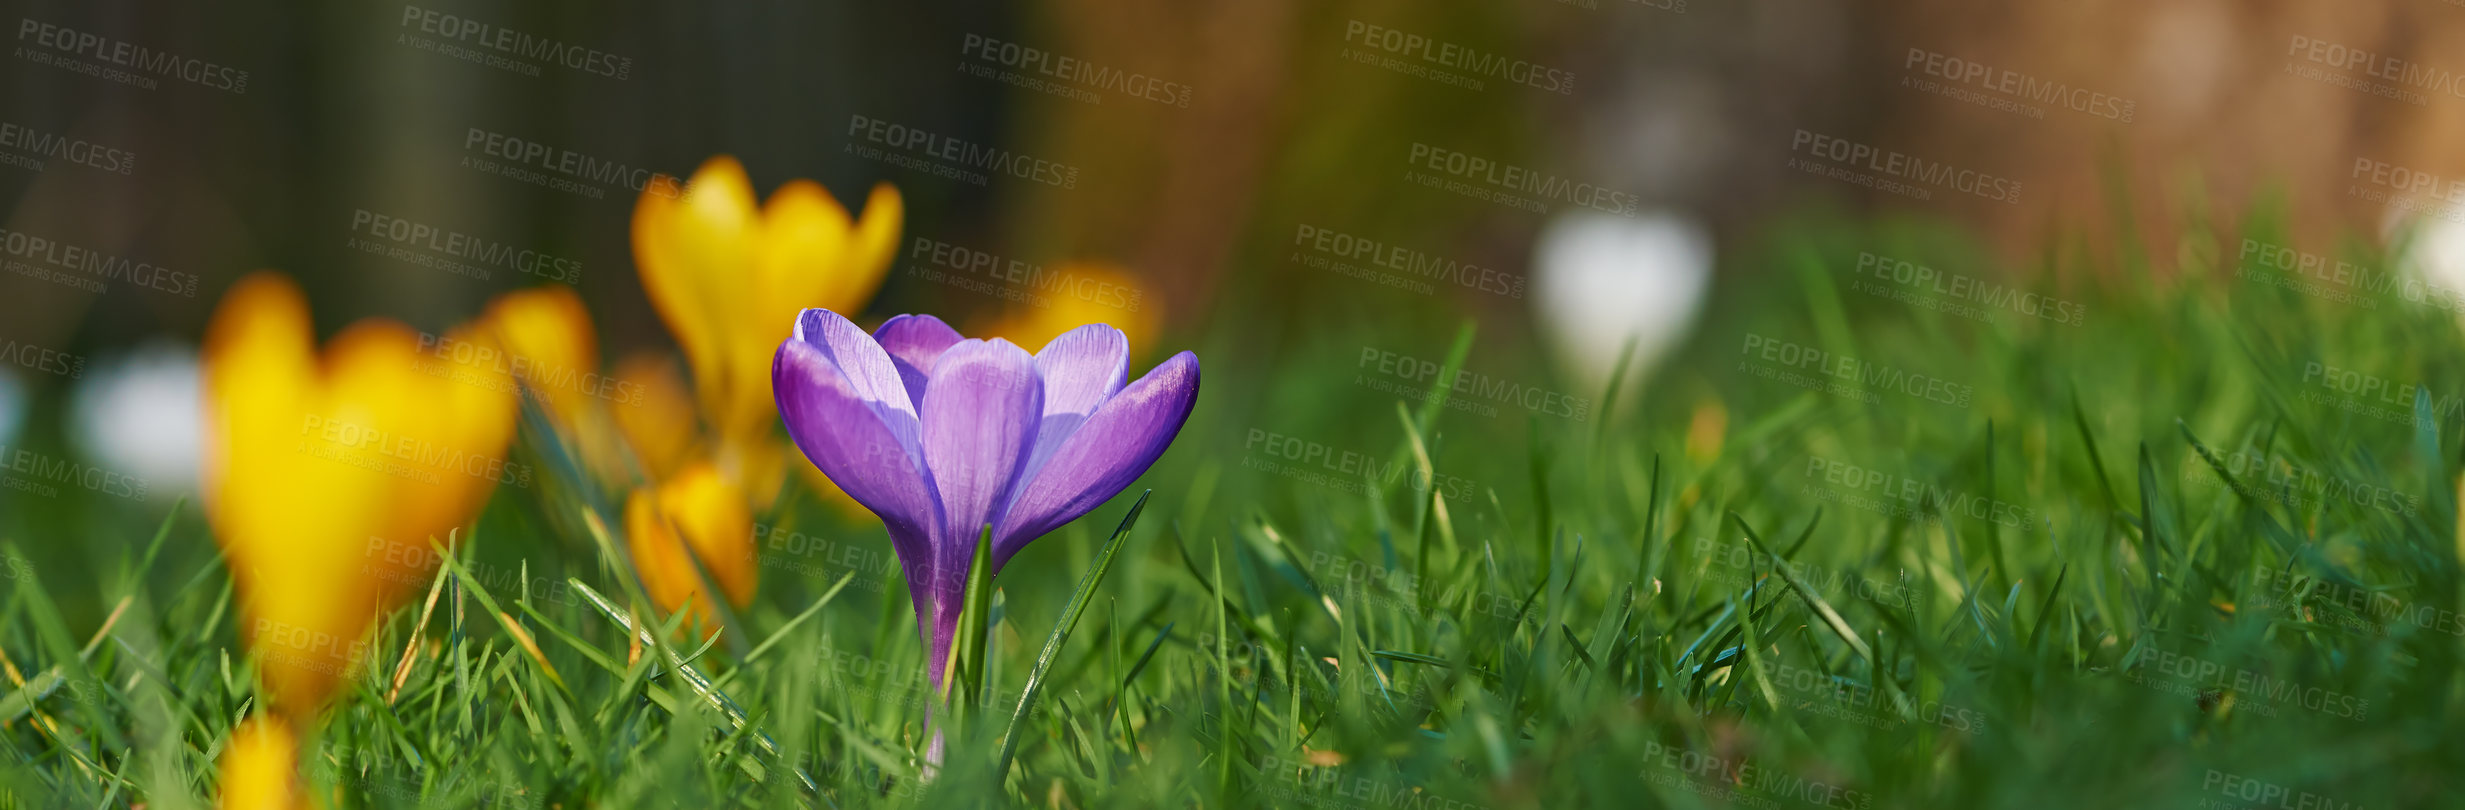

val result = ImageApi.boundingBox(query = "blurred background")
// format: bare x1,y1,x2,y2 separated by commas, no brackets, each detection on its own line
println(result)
9,0,2465,605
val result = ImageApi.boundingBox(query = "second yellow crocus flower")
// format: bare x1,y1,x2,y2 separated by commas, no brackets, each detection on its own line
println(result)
483,286,758,623
972,260,1160,357
632,156,901,500
624,462,757,629
204,273,519,713
202,273,519,807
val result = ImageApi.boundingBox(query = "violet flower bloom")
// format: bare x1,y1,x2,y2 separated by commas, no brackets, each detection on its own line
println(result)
773,309,1199,691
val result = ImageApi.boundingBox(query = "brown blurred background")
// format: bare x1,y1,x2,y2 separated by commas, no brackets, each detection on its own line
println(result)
6,0,2463,365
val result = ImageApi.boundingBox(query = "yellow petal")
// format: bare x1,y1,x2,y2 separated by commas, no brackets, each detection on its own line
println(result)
975,261,1159,356
201,276,326,548
631,157,906,467
218,716,309,810
828,182,904,314
383,320,521,561
201,273,519,715
486,286,601,429
634,155,759,424
757,179,853,311
203,275,389,713
717,432,789,513
625,462,757,625
733,179,852,440
611,352,699,480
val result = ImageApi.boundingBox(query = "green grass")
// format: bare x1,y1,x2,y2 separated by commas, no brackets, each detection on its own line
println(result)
5,199,2463,809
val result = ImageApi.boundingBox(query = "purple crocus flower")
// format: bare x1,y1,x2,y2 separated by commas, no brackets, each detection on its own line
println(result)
772,309,1199,694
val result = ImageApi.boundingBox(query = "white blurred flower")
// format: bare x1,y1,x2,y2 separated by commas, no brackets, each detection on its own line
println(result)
0,368,24,448
69,341,202,495
2390,204,2465,312
1531,209,1714,392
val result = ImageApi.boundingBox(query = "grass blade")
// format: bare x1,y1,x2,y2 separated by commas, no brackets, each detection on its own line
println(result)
995,490,1151,782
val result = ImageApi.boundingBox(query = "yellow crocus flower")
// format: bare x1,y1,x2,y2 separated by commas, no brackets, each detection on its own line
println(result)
481,288,758,626
484,286,650,487
624,462,758,627
609,351,699,481
217,716,308,810
631,156,901,500
484,285,600,430
973,261,1160,357
201,272,519,713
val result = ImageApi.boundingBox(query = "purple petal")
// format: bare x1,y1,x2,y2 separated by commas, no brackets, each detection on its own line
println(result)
790,309,927,498
775,311,942,604
1017,325,1129,488
874,314,965,406
886,525,943,684
793,309,918,421
774,339,939,542
917,338,1043,643
991,351,1198,570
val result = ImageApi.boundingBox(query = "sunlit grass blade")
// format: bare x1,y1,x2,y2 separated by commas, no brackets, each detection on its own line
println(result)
995,490,1151,782
1731,513,1871,663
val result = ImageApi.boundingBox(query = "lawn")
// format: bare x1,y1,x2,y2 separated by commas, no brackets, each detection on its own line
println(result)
2,199,2454,809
